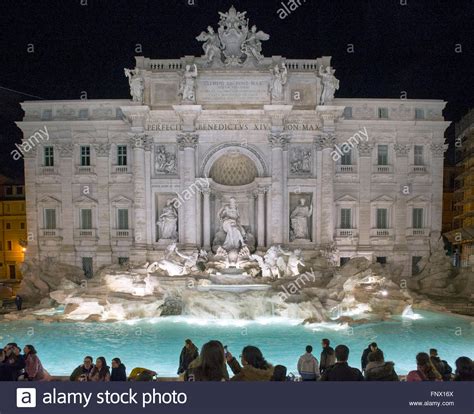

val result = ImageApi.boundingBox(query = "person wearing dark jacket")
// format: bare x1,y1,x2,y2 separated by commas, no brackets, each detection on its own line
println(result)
364,350,399,381
429,349,452,381
15,295,23,311
0,343,25,381
320,344,364,381
178,339,199,375
361,342,380,372
319,338,336,374
111,358,127,381
70,356,94,381
453,356,473,381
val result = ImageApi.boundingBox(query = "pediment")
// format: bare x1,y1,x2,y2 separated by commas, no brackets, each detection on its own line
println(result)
336,194,358,203
371,195,394,203
407,195,431,203
37,195,61,204
73,194,98,205
111,195,133,205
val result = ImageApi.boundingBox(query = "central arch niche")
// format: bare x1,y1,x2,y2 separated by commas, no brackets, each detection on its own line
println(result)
209,152,258,186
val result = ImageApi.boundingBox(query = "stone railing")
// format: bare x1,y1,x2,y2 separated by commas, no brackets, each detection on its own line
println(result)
410,165,428,174
74,229,98,239
406,228,430,237
370,228,394,237
111,229,133,238
336,229,358,238
112,165,130,174
374,165,393,174
146,59,184,71
336,165,358,174
284,59,319,71
40,229,61,238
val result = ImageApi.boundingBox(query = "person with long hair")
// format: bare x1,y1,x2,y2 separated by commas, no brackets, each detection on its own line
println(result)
407,352,442,382
226,345,274,381
453,356,474,381
23,345,49,381
110,358,127,381
190,340,227,381
89,357,110,382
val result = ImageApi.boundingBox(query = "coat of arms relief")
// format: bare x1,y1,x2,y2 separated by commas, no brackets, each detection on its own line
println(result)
196,5,269,66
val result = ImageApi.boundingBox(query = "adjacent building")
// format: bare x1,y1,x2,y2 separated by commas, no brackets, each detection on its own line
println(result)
0,176,26,280
17,7,449,277
445,109,474,267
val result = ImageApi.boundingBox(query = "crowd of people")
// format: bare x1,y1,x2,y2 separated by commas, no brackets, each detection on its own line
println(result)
1,339,472,382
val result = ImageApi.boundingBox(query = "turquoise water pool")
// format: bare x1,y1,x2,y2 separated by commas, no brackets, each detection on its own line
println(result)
1,311,472,377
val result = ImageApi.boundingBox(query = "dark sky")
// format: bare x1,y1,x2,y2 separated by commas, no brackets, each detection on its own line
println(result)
0,0,472,178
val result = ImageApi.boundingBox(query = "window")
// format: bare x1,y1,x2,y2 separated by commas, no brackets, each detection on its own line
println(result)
377,145,388,165
44,146,54,167
78,109,89,119
378,107,389,119
80,146,91,166
340,257,350,266
340,149,352,165
376,208,388,229
118,257,129,266
5,186,13,196
7,241,12,251
117,208,129,230
80,209,92,229
5,223,11,230
117,145,127,166
343,107,352,119
44,208,56,229
412,256,422,275
414,145,424,166
20,222,25,230
415,108,424,119
82,257,93,279
376,257,387,265
8,264,16,279
16,186,24,195
340,208,352,229
413,208,423,229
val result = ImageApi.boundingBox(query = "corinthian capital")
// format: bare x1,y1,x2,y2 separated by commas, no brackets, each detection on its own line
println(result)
129,133,149,149
394,143,411,157
314,133,336,150
177,132,199,149
57,143,74,157
268,132,290,149
357,141,375,157
430,143,448,158
93,143,111,157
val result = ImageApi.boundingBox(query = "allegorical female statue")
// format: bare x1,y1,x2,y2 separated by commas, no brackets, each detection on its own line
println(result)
124,68,144,103
318,65,339,105
290,198,313,241
217,197,246,251
157,199,178,240
269,63,288,101
179,64,198,103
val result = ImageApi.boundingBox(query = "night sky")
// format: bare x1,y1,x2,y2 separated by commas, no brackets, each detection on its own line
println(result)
0,0,472,179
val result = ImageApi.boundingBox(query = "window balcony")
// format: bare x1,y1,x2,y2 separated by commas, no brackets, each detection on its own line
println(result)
74,228,98,239
40,228,61,238
111,229,133,238
370,228,394,237
336,165,358,174
75,165,95,175
410,165,428,174
336,228,359,238
406,228,430,237
374,165,393,174
112,165,130,174
41,166,58,175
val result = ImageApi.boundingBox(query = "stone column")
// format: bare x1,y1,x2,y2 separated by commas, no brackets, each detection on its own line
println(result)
177,132,199,247
430,142,448,242
202,186,211,249
269,132,290,244
247,191,255,236
57,142,75,262
93,142,112,266
315,134,336,245
256,187,266,248
394,144,410,247
357,141,375,247
129,133,148,262
23,146,39,261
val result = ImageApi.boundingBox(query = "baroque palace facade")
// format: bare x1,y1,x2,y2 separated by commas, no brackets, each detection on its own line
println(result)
18,7,448,277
